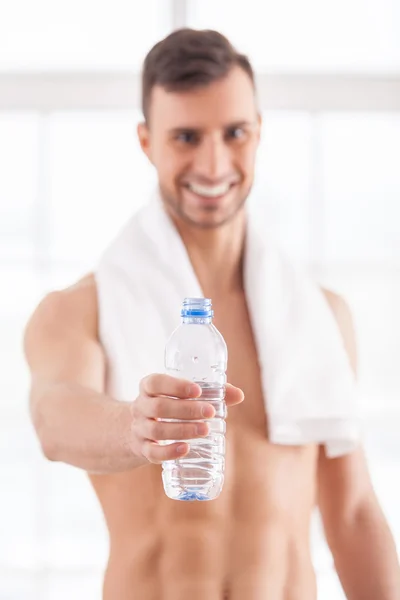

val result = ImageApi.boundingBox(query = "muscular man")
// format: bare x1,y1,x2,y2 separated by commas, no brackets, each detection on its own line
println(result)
25,29,399,599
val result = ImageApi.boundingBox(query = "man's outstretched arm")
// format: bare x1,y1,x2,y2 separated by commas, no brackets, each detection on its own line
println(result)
24,276,142,473
25,276,244,474
318,290,400,599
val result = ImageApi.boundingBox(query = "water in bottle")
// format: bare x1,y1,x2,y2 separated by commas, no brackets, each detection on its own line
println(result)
162,297,227,501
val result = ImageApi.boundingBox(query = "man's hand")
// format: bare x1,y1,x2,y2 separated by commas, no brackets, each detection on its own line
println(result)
131,374,244,464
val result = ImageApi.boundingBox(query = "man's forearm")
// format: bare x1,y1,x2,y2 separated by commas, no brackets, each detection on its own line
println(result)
31,382,144,473
330,501,400,599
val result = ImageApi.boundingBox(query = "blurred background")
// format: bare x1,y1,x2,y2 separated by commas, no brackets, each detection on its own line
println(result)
0,1,399,598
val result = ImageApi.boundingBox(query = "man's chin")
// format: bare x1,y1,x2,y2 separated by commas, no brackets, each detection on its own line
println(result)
178,202,243,229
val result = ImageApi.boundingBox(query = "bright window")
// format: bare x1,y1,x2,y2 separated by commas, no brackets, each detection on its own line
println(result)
188,0,400,72
0,0,172,70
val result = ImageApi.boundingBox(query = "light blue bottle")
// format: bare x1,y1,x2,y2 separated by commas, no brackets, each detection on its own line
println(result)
162,298,227,501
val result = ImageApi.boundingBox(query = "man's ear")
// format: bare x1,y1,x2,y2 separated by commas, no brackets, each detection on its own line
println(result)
256,112,262,143
137,121,152,163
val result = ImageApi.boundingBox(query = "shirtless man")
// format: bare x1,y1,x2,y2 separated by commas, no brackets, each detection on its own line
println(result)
25,29,399,599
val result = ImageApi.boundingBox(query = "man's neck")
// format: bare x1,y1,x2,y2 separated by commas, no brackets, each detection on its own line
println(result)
172,212,246,299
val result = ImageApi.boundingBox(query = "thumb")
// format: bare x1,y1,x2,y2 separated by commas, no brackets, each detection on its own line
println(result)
224,383,244,406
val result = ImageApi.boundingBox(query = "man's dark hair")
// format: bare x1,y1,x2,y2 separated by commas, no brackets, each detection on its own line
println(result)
141,28,255,122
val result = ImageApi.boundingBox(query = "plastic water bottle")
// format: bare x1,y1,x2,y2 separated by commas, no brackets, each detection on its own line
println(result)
162,297,227,501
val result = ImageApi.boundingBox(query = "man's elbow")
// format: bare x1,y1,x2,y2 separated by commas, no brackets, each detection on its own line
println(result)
39,437,59,462
327,493,392,550
30,387,60,462
347,493,386,529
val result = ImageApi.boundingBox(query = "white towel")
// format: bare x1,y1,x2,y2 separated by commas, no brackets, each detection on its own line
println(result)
95,192,360,458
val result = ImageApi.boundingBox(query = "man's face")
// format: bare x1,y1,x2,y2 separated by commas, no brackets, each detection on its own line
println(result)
138,67,261,229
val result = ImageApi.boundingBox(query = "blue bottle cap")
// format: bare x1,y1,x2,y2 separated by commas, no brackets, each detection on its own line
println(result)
181,297,213,318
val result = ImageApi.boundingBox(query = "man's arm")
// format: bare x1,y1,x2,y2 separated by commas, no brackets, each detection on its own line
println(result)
24,275,143,473
318,290,400,599
25,275,244,474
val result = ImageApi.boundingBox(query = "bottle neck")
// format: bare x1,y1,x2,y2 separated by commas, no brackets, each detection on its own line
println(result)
182,316,212,325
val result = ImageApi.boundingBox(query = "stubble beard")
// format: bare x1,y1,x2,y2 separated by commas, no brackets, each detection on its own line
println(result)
159,182,252,230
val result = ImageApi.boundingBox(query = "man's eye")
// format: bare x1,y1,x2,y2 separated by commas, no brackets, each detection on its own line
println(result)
176,132,199,144
226,127,246,141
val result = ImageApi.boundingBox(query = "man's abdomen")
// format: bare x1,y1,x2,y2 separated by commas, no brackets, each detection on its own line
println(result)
95,425,318,600
103,521,316,600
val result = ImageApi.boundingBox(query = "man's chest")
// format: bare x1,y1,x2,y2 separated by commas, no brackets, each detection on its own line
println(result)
212,294,267,433
211,294,318,516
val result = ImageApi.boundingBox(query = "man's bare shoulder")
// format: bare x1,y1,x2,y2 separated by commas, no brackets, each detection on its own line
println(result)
25,273,99,351
61,272,98,325
321,287,357,374
24,273,105,390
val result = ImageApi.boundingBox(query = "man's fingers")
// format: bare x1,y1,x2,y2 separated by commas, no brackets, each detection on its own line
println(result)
135,381,244,466
139,396,216,420
141,440,189,464
141,374,201,399
225,383,244,406
141,418,209,441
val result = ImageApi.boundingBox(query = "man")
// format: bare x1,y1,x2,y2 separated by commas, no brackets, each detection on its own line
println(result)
25,29,399,600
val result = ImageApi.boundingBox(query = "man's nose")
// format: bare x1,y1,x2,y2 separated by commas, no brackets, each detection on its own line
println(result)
193,134,232,181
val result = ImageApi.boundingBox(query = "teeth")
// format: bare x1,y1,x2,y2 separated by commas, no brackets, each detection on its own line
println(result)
188,182,231,198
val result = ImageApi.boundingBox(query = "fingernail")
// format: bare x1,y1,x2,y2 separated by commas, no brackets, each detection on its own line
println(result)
187,384,200,397
177,444,187,454
202,404,215,418
196,423,208,435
